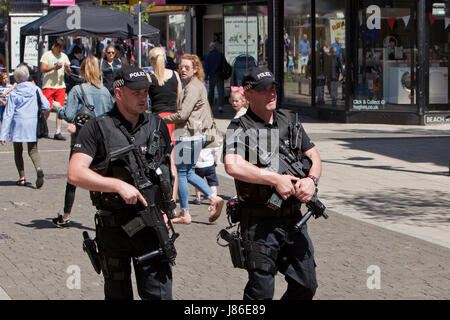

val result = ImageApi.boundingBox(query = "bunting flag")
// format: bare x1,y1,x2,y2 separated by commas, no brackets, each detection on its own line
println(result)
402,15,410,28
388,17,396,31
429,13,436,26
446,17,450,29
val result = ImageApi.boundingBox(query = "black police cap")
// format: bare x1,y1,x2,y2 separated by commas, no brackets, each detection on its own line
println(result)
113,65,150,90
241,67,277,92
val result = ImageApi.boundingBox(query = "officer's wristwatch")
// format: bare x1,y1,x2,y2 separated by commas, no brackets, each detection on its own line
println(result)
308,174,319,186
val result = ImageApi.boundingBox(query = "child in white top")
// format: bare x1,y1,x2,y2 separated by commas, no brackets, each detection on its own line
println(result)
194,147,220,204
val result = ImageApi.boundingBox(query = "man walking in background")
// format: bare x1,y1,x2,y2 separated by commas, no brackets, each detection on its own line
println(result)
40,38,71,140
203,42,225,112
299,34,310,76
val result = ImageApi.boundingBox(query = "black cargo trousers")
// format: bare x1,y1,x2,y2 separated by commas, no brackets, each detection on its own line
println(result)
95,212,173,300
241,212,318,300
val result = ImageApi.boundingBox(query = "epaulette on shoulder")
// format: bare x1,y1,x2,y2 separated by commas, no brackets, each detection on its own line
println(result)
282,109,302,123
276,108,294,117
97,113,108,120
230,118,241,125
147,112,164,122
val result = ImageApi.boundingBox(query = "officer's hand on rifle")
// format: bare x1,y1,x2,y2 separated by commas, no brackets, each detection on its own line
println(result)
117,181,148,206
273,174,300,200
294,177,315,203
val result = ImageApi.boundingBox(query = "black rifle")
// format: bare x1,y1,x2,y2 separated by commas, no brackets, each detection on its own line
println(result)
265,141,328,229
111,123,179,266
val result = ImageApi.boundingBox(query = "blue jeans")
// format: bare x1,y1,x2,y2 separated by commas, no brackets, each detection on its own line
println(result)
174,138,214,210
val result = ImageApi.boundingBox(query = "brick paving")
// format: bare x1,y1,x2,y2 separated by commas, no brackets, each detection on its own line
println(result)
0,112,449,300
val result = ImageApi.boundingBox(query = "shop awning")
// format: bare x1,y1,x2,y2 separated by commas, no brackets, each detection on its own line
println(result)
19,4,159,63
20,4,159,39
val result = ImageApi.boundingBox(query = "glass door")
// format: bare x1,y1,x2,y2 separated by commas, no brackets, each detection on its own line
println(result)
283,0,312,106
223,4,267,88
315,1,346,108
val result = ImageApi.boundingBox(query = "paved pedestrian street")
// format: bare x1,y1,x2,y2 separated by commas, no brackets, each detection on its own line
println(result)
0,114,449,300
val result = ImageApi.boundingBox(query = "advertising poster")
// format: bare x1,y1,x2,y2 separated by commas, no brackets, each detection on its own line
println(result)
224,16,258,66
329,18,346,48
9,14,43,69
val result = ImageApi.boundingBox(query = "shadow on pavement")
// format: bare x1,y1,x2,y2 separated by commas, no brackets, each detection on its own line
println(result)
331,188,450,225
15,219,95,231
0,180,37,189
322,159,448,177
334,127,450,136
332,136,450,168
191,220,215,225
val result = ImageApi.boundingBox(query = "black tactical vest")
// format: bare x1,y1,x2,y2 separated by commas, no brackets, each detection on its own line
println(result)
89,113,168,211
233,109,304,208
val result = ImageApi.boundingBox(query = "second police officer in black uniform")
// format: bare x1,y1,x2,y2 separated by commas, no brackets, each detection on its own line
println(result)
223,67,323,300
68,66,178,300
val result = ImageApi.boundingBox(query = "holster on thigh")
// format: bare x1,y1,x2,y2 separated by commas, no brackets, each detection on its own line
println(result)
244,241,278,275
99,253,130,281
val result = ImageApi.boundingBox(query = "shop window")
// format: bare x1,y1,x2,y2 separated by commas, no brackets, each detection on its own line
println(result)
144,13,186,68
284,1,346,109
353,2,417,112
284,1,312,106
168,14,186,64
428,2,449,109
315,6,346,108
223,5,267,87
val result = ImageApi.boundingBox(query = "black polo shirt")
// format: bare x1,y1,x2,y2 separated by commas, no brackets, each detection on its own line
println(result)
223,107,315,165
73,104,172,169
223,108,315,206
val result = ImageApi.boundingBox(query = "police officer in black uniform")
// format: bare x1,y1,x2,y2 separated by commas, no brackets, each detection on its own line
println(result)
68,66,177,300
223,67,322,300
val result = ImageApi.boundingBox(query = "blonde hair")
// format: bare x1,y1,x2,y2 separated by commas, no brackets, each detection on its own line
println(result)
179,54,205,82
149,47,167,86
81,56,102,88
229,91,249,109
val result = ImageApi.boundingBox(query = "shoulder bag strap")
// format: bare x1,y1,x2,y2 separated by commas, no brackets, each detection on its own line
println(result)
78,83,94,111
100,58,104,83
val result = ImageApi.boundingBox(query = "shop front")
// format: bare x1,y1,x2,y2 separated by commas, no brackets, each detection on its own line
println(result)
146,5,190,65
345,0,449,124
166,0,450,125
284,0,450,124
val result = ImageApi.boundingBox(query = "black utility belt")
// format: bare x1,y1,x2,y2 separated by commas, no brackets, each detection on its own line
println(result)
95,210,138,228
243,203,301,218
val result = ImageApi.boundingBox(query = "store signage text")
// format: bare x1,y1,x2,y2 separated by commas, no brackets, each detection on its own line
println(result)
425,115,450,124
367,5,381,30
353,99,385,110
